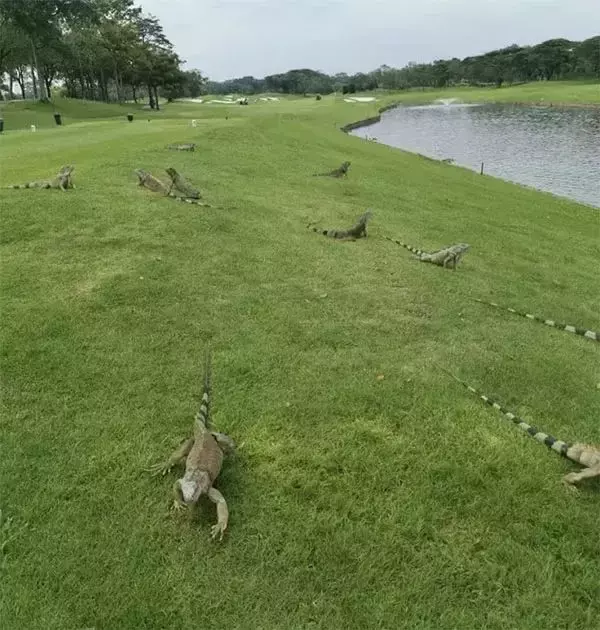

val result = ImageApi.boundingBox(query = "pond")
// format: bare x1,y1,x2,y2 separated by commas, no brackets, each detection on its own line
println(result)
351,101,600,208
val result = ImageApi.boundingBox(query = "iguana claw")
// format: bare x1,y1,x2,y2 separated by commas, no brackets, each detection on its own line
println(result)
210,523,226,541
172,499,187,511
146,462,172,477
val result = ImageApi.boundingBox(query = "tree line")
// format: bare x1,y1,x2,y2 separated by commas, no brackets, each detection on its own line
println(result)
0,0,205,106
207,37,600,95
0,5,597,106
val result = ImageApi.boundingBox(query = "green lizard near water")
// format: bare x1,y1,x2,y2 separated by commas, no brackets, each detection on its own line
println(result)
147,350,236,540
135,169,211,206
443,369,600,487
384,237,470,270
309,210,372,240
4,165,75,191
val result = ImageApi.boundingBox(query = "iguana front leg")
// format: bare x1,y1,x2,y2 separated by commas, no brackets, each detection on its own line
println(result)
211,431,236,455
172,479,187,511
146,437,195,476
207,487,228,541
563,465,600,485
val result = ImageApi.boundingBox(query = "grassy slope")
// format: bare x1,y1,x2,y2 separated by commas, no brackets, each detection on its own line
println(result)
0,92,599,630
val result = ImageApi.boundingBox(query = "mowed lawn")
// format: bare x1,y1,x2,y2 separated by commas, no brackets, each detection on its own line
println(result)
0,92,599,630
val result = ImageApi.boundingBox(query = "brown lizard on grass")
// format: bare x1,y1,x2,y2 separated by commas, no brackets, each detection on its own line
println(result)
165,167,201,199
4,165,75,191
442,369,600,487
472,298,599,342
147,350,235,540
134,169,211,206
312,161,351,178
384,237,470,270
309,210,372,240
167,143,196,151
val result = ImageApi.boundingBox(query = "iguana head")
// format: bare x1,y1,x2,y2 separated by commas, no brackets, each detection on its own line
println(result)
165,167,177,179
179,470,211,505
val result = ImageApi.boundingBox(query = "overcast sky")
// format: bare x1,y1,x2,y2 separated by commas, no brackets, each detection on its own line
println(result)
140,0,600,81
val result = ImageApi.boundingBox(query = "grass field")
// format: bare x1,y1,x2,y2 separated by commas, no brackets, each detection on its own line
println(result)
1,85,599,629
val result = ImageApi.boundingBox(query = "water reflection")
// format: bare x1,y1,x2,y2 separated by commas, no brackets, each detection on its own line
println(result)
353,103,600,208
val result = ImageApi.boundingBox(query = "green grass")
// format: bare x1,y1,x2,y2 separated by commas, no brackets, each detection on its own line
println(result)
0,92,599,630
372,80,600,107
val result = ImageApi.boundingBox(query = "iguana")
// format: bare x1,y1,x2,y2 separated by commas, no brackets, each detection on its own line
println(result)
165,167,201,199
309,210,372,240
134,169,211,206
384,237,470,270
443,369,600,486
472,299,599,342
312,161,351,178
4,165,75,191
167,143,196,151
147,350,236,540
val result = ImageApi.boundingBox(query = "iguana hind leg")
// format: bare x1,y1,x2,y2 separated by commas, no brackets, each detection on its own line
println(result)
563,465,600,486
207,487,229,541
211,431,236,455
146,437,195,476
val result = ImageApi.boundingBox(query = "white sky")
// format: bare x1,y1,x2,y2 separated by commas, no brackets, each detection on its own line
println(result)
140,0,600,80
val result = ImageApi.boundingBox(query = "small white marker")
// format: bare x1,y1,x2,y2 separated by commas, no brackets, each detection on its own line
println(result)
31,124,36,132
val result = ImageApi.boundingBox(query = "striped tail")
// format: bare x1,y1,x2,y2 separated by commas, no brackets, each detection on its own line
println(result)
383,236,426,256
441,368,571,458
169,196,211,207
195,349,212,429
473,299,599,342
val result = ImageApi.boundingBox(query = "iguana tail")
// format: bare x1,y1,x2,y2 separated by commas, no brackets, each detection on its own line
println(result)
383,236,426,256
4,182,50,189
441,368,570,458
195,349,212,430
168,196,212,207
472,299,599,342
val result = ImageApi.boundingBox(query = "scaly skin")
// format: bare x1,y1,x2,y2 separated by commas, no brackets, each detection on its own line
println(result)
472,299,599,342
165,167,201,199
443,369,600,486
310,210,372,241
167,143,196,151
5,165,75,191
384,237,470,270
147,350,235,540
134,169,211,206
313,161,351,178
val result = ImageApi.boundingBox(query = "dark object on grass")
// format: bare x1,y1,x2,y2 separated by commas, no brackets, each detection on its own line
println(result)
0,118,4,133
316,94,322,101
53,113,62,126
127,113,134,122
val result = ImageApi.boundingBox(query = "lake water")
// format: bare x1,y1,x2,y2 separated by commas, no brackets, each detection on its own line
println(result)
352,102,600,208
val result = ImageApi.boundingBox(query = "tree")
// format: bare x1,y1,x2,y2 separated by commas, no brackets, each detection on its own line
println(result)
0,0,98,101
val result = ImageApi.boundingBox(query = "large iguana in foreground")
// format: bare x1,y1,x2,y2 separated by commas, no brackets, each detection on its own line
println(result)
135,169,211,206
4,165,75,191
312,161,351,178
443,369,600,487
384,236,470,270
472,298,599,342
310,210,372,241
147,350,236,540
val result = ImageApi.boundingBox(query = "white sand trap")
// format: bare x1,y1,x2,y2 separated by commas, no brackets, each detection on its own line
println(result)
344,96,377,103
180,97,204,103
209,99,237,104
